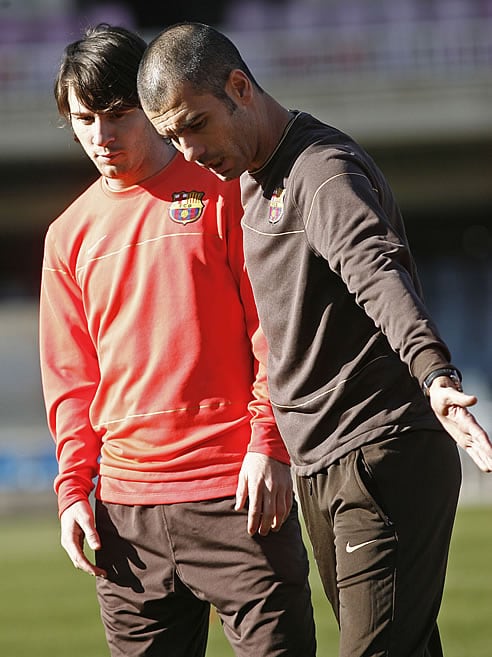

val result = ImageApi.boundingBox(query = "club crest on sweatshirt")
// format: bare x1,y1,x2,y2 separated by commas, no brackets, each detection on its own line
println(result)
169,190,205,225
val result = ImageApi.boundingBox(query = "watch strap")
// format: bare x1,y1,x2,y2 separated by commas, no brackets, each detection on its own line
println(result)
422,367,462,396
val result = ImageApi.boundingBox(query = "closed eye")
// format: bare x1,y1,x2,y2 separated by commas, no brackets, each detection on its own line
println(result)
189,117,206,131
168,116,207,141
71,113,94,125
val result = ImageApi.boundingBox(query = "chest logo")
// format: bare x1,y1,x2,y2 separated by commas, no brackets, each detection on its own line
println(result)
268,187,285,224
169,190,205,225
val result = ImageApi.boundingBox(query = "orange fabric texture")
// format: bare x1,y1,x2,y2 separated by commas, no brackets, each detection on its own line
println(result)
40,154,288,516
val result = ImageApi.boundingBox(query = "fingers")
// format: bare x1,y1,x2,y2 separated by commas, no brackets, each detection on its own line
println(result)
235,452,294,535
468,444,492,472
431,388,477,417
429,386,492,472
246,490,285,536
245,479,293,536
235,463,271,535
269,486,293,532
60,500,107,577
248,491,271,536
62,538,105,577
234,470,248,512
463,423,492,473
446,405,481,439
442,405,492,473
464,442,492,473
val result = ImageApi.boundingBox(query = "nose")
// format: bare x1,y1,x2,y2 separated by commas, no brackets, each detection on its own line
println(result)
178,135,205,163
92,116,115,147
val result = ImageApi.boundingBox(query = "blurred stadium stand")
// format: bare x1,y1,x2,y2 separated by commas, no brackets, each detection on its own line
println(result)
1,0,491,508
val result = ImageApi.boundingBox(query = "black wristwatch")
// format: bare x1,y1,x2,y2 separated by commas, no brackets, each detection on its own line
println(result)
422,367,463,397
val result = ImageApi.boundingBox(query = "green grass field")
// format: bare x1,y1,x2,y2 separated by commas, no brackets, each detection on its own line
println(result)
1,505,490,657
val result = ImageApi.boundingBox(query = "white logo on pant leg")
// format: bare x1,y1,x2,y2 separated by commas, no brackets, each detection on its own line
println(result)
345,539,378,553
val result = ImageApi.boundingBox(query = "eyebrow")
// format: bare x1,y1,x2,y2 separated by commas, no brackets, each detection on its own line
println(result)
163,112,206,137
70,107,135,118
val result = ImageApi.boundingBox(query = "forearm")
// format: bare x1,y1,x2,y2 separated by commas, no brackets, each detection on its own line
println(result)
40,241,101,516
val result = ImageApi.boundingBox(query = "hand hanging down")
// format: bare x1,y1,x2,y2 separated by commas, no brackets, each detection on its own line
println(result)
235,452,293,536
60,499,106,577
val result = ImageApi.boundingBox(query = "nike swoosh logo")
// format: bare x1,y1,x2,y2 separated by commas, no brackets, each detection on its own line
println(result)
345,539,377,553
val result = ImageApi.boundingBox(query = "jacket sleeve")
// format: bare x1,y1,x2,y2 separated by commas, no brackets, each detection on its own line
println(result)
223,182,290,464
39,228,101,516
300,152,451,386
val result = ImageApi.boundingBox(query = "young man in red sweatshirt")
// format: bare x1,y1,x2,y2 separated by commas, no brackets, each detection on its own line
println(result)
39,24,315,657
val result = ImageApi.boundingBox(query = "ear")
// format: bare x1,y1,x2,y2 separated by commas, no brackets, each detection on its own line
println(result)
226,69,253,106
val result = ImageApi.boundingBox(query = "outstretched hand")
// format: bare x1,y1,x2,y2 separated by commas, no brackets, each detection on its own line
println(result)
235,452,293,536
429,379,492,472
60,499,107,577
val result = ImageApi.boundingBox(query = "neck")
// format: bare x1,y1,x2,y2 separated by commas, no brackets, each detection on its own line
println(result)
250,96,293,171
105,139,175,191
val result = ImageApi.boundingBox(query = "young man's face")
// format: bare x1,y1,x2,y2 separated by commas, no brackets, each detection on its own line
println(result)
143,77,257,181
68,86,161,189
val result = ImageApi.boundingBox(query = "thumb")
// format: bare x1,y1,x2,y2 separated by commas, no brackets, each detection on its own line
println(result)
78,512,101,551
85,528,101,551
235,469,248,511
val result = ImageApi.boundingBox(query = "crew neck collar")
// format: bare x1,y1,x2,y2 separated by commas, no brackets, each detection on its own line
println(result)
249,110,301,176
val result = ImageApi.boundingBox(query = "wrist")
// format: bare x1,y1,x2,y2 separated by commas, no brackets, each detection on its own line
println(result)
422,367,462,397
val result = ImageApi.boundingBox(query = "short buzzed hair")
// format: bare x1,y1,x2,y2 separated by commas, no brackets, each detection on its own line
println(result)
137,22,263,114
55,23,147,121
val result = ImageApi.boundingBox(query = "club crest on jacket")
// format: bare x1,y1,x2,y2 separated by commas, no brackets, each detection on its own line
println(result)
269,187,285,224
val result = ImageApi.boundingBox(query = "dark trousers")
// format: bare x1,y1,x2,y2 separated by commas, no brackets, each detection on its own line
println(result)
297,430,462,657
95,496,316,657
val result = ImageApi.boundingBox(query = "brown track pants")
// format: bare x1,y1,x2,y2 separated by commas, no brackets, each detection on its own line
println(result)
297,429,462,657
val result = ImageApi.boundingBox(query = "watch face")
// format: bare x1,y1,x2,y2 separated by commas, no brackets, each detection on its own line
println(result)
449,373,463,392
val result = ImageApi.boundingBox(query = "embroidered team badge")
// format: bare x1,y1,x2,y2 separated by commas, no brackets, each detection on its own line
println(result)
169,191,205,225
268,187,285,224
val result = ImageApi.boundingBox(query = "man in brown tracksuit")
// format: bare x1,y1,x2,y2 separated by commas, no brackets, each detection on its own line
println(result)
137,22,492,657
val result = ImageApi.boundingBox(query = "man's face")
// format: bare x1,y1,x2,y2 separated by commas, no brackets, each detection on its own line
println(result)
68,86,160,189
143,80,256,181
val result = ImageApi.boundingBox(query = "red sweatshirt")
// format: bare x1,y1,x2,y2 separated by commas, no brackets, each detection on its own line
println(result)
40,153,289,516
